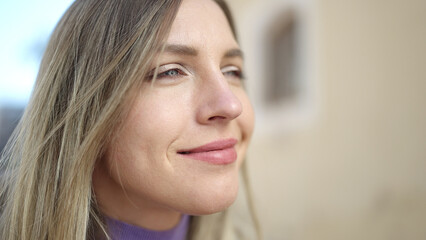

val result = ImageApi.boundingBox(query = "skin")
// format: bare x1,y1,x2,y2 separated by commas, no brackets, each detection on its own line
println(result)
92,0,255,231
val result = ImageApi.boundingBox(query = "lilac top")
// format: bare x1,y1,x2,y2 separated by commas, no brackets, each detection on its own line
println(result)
106,215,190,240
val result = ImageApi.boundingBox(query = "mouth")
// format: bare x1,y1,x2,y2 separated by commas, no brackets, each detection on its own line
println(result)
177,138,238,165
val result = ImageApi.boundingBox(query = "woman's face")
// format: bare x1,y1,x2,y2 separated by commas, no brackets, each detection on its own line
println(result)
94,0,254,225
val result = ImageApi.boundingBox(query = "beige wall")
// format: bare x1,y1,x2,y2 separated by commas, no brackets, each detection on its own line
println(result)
228,0,426,239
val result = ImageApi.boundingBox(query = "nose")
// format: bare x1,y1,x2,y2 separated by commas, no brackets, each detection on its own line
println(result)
196,72,243,124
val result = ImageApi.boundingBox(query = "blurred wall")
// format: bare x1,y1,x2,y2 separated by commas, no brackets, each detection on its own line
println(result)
228,0,426,239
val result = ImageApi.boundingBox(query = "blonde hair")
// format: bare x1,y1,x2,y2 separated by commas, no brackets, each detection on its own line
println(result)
0,0,260,239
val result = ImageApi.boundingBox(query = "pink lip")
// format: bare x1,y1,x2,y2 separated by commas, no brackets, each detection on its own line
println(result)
178,138,238,165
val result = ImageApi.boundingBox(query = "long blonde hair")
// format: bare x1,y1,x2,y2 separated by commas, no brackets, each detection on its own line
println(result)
0,0,260,239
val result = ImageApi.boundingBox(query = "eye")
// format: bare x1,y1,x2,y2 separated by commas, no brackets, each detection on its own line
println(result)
147,64,188,81
158,69,184,78
221,65,245,81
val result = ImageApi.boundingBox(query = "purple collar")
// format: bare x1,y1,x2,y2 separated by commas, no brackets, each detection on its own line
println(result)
106,215,190,240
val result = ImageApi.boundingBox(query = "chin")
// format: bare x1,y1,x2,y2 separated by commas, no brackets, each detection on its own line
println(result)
179,179,240,216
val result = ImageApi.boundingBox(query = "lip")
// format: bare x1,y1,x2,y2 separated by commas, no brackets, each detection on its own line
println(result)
177,138,238,165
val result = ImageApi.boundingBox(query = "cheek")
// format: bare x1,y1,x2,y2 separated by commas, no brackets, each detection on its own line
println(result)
122,90,191,152
237,91,255,138
104,89,193,183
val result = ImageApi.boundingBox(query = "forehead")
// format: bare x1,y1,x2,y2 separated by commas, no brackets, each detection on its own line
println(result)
166,0,238,49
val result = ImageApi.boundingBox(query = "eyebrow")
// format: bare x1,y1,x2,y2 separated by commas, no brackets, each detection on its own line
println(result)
224,48,244,59
163,44,244,60
164,44,198,56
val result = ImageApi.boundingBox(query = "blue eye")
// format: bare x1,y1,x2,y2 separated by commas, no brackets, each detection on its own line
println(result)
159,69,181,78
147,65,188,81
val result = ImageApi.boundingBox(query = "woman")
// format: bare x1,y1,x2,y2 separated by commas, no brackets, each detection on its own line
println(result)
0,0,260,239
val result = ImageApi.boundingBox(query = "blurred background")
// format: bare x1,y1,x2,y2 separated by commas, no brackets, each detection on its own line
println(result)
1,0,426,239
227,0,426,239
0,0,74,150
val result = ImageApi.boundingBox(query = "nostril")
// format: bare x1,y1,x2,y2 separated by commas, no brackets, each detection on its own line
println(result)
208,116,226,121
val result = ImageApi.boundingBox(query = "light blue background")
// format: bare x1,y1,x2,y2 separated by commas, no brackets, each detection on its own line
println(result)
0,0,74,107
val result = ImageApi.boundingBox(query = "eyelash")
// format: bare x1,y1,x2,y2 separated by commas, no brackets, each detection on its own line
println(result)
147,65,245,81
223,70,245,80
157,68,187,79
222,66,246,81
147,65,187,81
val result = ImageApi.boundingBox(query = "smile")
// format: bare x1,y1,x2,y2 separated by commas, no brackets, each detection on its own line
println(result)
177,138,238,165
